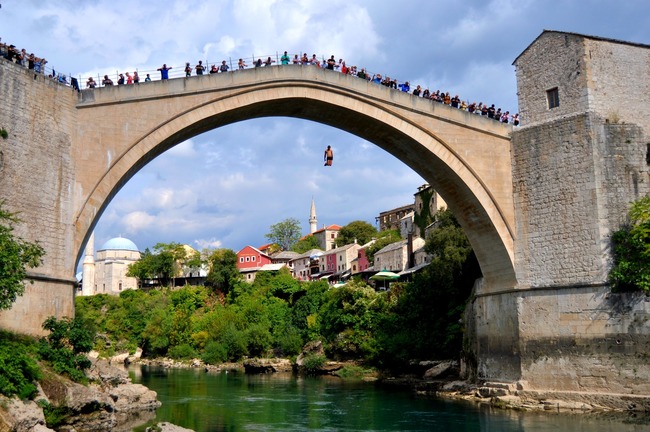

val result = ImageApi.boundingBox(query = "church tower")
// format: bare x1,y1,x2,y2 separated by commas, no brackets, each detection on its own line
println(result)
309,197,317,234
81,232,95,296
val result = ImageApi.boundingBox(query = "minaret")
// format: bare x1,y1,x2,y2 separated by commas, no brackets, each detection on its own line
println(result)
309,197,318,234
81,232,95,296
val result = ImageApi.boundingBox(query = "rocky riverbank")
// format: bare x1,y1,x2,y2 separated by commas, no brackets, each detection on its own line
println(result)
0,358,163,431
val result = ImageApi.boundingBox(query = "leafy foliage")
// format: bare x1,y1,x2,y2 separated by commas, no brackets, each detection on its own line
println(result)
206,248,240,294
292,235,321,254
610,196,650,292
374,209,481,366
265,218,303,251
0,332,41,399
335,220,377,247
0,201,46,310
38,317,94,382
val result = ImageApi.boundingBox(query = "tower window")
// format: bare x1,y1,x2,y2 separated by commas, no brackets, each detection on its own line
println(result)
547,87,560,109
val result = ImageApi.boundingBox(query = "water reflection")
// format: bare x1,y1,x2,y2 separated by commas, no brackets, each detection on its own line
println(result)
131,366,648,432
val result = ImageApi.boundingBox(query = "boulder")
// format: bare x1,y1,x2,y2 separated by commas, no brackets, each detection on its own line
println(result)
110,383,161,413
148,422,195,432
2,398,49,432
126,347,143,364
243,358,292,373
110,352,130,365
423,360,458,380
295,340,324,367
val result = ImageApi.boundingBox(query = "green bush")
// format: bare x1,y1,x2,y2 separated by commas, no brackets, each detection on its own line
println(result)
301,354,326,374
201,341,228,365
0,335,41,399
610,196,650,292
274,325,303,356
220,324,248,361
246,323,273,357
167,343,197,360
38,316,93,383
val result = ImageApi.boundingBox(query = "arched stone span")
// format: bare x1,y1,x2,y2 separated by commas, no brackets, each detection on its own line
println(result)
73,67,516,290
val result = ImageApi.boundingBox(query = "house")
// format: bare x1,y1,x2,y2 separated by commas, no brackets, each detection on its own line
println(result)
236,245,272,282
311,224,341,251
290,248,324,281
376,204,414,232
271,250,300,275
320,242,361,282
350,240,374,276
373,237,425,273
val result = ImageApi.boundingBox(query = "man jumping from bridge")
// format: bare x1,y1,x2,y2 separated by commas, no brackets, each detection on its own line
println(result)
324,145,333,166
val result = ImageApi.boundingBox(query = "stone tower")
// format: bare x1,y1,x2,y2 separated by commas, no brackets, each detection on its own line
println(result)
81,232,95,296
309,197,317,234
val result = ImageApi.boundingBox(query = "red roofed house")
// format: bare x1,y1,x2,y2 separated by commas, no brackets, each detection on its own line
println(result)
312,224,341,251
236,245,272,282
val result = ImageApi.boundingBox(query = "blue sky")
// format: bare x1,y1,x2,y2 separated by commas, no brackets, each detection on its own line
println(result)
2,0,650,259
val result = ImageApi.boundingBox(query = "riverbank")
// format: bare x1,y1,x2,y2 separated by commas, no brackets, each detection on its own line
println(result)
130,354,650,417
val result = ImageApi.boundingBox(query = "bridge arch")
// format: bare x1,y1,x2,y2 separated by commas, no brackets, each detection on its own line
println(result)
74,68,516,290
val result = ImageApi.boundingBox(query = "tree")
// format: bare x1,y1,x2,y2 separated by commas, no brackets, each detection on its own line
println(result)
292,235,321,254
610,196,650,292
0,201,45,310
265,218,303,251
335,220,377,247
127,248,156,286
364,229,401,265
206,248,240,294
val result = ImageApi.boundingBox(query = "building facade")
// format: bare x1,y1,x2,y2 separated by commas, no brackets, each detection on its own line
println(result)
80,234,141,296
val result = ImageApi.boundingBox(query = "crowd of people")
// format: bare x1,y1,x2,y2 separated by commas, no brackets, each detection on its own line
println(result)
0,41,518,125
0,38,76,85
96,52,518,125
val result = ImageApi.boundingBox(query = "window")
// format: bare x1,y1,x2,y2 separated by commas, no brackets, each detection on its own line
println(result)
246,257,250,262
547,87,560,109
252,256,256,262
240,257,244,263
119,282,122,291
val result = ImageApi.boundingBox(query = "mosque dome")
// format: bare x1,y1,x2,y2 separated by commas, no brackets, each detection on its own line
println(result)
99,237,139,252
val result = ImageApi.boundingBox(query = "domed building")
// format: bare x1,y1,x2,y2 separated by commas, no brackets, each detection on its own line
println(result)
80,233,141,296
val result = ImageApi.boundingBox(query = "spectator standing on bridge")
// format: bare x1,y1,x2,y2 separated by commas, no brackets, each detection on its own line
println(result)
158,64,172,80
86,77,97,88
126,72,133,84
399,81,410,92
195,60,205,75
281,51,291,65
263,57,275,67
220,60,229,72
324,145,333,166
326,55,336,70
184,62,192,77
238,58,247,69
117,73,125,85
512,113,520,126
301,53,309,64
102,75,113,86
144,74,151,82
133,71,140,84
210,64,218,74
292,54,300,64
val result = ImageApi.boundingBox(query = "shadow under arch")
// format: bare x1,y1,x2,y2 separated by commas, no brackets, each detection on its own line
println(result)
75,82,517,291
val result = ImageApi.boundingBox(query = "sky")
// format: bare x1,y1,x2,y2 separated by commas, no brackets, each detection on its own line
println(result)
2,0,650,263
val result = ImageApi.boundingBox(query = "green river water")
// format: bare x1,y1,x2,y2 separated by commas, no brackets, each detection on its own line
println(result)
130,366,648,431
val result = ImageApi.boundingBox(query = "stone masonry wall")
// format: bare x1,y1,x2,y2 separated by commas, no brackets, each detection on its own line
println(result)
511,112,649,288
0,59,78,334
515,31,650,130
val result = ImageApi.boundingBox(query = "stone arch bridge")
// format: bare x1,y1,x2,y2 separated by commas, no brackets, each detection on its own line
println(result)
2,30,649,403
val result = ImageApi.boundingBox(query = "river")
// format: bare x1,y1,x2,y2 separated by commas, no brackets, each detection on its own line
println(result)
131,366,648,431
